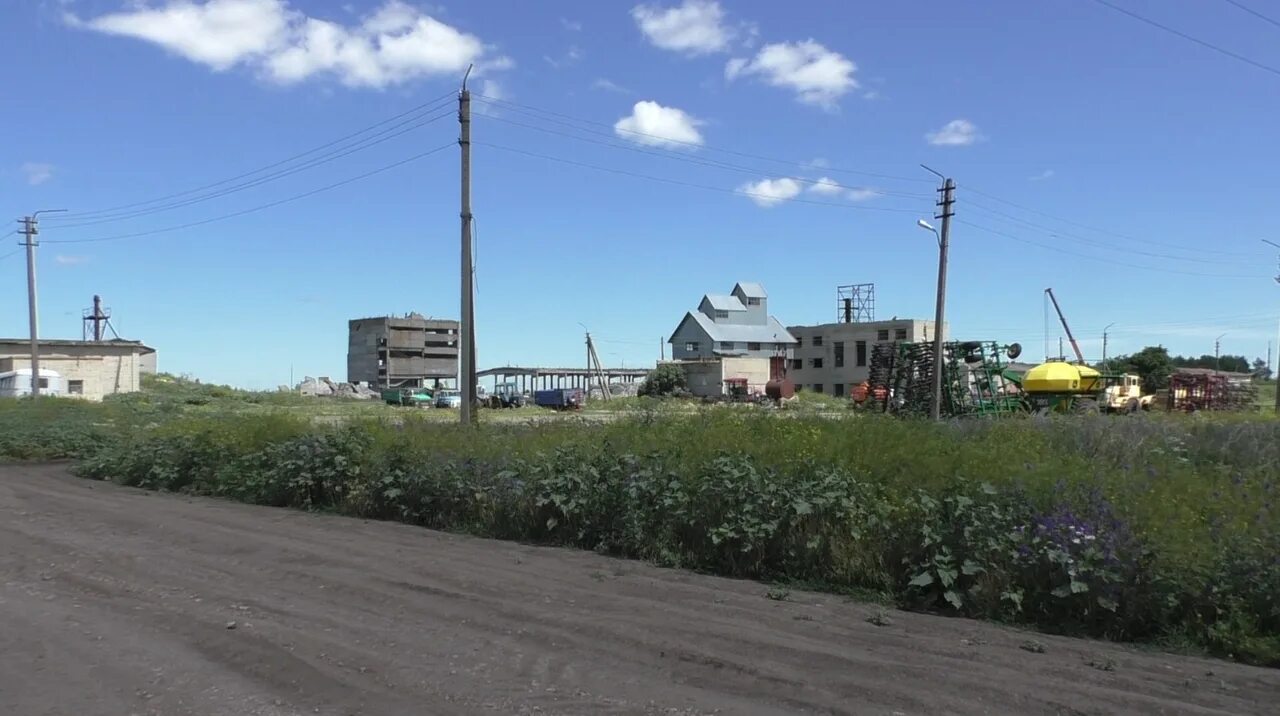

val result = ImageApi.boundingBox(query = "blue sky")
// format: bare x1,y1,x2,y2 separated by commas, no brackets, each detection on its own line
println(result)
3,0,1279,388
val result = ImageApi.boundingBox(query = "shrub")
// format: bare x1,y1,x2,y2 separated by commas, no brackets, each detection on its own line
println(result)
638,363,687,397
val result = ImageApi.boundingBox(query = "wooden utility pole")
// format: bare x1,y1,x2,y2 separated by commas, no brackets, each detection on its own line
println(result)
929,176,954,420
459,68,476,425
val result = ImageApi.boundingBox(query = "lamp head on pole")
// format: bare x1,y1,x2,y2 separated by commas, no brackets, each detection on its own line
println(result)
917,219,936,233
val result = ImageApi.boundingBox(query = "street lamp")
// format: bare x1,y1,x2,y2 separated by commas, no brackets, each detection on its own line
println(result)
918,217,946,419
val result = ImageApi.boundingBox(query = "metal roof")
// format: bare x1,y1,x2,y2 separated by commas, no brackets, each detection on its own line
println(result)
701,294,747,312
674,311,797,345
733,282,767,299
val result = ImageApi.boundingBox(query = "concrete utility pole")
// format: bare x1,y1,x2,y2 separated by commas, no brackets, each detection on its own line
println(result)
459,67,477,425
920,168,954,420
18,210,65,398
1102,323,1116,367
1266,240,1280,413
1215,333,1226,372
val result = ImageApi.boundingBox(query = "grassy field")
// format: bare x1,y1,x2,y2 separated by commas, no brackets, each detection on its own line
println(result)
2,378,1277,666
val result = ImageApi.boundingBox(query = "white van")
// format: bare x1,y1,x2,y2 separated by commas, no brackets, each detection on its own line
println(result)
0,368,64,398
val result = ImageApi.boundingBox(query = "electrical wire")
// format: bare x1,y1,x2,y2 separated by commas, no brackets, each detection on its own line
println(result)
49,104,457,229
1089,0,1280,77
470,93,935,185
476,140,922,213
44,142,455,245
957,220,1272,279
472,105,929,201
0,248,21,262
48,91,456,222
1221,0,1280,29
962,185,1260,258
964,200,1257,266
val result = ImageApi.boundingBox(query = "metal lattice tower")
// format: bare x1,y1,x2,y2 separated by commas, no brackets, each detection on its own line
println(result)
836,284,875,323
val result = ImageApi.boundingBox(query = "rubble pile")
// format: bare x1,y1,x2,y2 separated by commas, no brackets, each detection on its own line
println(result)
296,377,378,400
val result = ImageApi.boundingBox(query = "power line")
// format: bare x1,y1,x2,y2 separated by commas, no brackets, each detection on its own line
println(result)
1089,0,1280,77
476,140,922,213
44,142,455,245
964,200,1257,266
471,93,935,185
0,248,20,262
473,106,929,200
49,92,456,222
963,185,1258,258
957,220,1271,279
48,108,455,230
1221,0,1280,29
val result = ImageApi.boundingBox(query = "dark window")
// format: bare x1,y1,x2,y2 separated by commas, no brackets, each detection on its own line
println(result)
721,342,736,350
834,341,845,368
813,384,824,394
790,358,802,370
684,341,700,353
748,342,761,351
895,328,908,340
38,378,49,389
812,358,824,369
813,335,824,347
833,383,845,397
856,340,867,367
68,380,84,395
714,310,729,319
747,297,761,306
877,329,889,341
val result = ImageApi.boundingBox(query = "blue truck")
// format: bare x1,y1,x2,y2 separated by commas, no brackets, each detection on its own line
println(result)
533,388,584,411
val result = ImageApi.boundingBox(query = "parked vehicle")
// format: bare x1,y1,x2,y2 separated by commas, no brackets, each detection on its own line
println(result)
381,387,433,407
533,388,583,411
435,389,462,409
487,382,526,408
0,368,64,398
1101,374,1155,413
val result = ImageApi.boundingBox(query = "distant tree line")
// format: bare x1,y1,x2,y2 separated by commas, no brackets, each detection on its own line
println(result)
1098,346,1273,392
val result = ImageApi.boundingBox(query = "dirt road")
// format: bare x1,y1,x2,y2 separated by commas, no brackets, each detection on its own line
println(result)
1,464,1276,716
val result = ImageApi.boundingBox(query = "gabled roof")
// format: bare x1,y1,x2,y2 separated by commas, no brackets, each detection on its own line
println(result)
732,282,767,299
669,311,798,345
701,294,747,312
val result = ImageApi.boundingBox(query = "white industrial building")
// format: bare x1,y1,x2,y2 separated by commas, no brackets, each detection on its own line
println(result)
786,319,943,397
0,339,156,401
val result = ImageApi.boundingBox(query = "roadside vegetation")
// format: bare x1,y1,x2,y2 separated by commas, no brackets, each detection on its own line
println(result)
2,383,1278,666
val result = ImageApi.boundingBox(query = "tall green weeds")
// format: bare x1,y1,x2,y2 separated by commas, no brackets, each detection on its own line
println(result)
2,396,1277,666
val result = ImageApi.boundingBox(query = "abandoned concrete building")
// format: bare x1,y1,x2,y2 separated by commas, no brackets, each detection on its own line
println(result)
347,314,459,389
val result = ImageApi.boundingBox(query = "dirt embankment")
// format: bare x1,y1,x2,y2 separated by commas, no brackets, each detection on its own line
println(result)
1,463,1276,715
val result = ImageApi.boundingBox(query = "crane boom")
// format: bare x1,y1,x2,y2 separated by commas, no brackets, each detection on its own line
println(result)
1045,288,1085,364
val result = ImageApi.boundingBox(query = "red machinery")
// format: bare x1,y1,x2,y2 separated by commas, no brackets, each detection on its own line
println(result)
765,354,795,403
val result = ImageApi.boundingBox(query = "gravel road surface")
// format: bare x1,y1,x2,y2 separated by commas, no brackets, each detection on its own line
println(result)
2,463,1276,715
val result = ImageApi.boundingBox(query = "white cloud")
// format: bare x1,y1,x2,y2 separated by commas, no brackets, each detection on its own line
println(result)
55,255,89,266
725,40,856,108
544,45,581,68
807,177,842,196
1030,169,1055,181
69,0,509,89
804,157,829,169
926,119,983,147
592,78,630,94
863,89,880,100
613,101,704,147
560,18,582,32
847,187,882,202
631,0,730,55
738,177,801,207
21,162,54,186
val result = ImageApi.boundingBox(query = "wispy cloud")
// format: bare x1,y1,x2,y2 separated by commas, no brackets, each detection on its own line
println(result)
544,45,582,68
807,177,842,196
1030,169,1055,181
67,0,511,89
926,119,983,147
55,254,89,266
560,17,582,32
592,78,630,94
725,40,857,109
847,187,883,202
738,177,801,207
21,162,54,186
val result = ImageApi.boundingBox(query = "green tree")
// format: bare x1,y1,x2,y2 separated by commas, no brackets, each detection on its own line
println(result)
1117,346,1173,392
638,363,687,397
